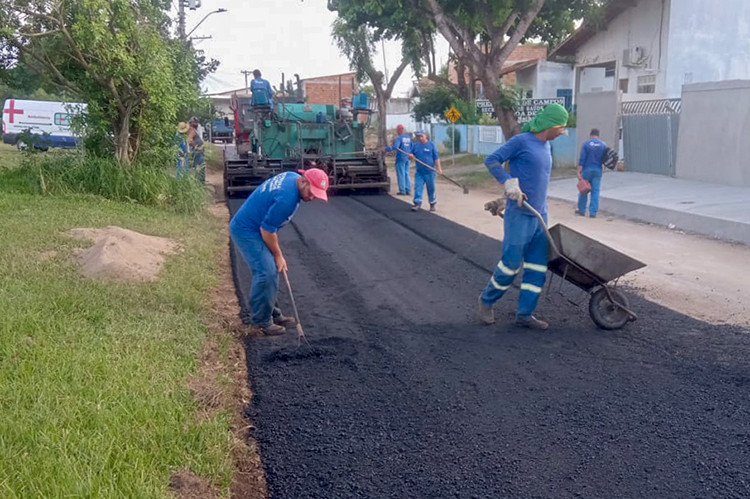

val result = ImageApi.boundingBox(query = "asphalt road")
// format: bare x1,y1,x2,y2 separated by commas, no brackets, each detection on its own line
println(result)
228,194,750,499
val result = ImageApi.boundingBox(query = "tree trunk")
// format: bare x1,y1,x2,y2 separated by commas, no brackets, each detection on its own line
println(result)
481,74,521,140
114,113,132,167
376,90,388,148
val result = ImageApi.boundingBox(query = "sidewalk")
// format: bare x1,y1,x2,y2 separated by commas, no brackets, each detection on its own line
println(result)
547,172,750,245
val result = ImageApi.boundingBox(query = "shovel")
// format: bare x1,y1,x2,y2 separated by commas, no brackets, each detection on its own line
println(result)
396,147,469,194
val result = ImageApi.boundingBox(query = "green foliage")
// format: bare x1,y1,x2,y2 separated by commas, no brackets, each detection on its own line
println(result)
413,85,459,122
1,1,216,166
0,152,206,214
442,126,461,152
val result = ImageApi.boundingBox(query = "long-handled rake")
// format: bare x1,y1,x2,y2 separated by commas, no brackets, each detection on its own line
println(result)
282,269,309,347
396,147,470,194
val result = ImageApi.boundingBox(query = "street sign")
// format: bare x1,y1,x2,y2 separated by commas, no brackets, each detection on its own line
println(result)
444,106,462,123
515,98,566,124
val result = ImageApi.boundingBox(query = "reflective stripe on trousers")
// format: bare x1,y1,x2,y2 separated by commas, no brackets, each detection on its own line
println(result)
480,206,548,318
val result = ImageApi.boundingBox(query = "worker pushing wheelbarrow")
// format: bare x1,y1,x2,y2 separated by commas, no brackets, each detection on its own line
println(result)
477,102,644,330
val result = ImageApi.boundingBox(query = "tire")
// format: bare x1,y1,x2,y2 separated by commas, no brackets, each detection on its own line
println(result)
589,287,632,330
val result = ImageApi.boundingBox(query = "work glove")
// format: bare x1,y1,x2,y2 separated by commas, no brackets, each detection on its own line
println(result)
503,177,525,207
484,198,505,217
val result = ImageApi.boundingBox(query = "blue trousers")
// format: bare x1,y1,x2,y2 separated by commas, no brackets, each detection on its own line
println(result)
229,227,278,328
395,158,411,194
578,168,602,216
413,169,436,206
480,207,548,318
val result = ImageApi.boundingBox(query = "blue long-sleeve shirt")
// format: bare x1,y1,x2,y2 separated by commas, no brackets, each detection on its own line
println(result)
384,133,413,162
229,172,300,234
579,138,607,170
485,132,553,215
410,140,439,174
250,77,274,109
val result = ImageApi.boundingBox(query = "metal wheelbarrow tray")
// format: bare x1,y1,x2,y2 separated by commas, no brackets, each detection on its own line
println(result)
523,201,646,329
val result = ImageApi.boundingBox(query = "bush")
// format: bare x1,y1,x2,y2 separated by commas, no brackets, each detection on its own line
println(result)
443,126,461,152
0,152,206,214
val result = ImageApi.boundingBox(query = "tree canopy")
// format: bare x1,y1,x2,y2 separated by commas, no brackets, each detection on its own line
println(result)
327,0,594,138
0,0,215,166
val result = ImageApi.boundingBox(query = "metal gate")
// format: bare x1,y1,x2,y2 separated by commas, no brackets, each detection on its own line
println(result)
622,99,681,176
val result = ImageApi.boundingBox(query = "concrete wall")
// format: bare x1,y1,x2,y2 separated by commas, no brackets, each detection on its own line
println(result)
675,80,750,186
666,0,750,97
536,61,575,99
550,128,578,168
430,124,469,153
576,91,620,160
574,0,670,96
384,113,421,133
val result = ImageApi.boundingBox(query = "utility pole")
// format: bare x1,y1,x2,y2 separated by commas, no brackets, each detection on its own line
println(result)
241,70,253,93
178,0,186,38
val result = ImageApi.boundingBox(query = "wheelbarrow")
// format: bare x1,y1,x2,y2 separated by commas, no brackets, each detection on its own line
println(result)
520,200,646,329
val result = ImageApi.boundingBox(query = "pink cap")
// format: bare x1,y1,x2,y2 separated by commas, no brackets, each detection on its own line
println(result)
396,124,404,130
298,168,329,201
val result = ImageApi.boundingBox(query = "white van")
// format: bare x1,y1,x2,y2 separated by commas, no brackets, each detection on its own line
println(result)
2,98,86,149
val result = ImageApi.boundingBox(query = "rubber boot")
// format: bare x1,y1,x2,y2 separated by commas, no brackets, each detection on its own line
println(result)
429,203,437,212
477,295,495,324
515,315,549,330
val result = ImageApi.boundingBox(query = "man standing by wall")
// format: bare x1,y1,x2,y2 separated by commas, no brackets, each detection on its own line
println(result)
408,130,442,212
477,103,569,330
250,69,274,110
384,124,412,195
229,169,329,336
577,128,607,218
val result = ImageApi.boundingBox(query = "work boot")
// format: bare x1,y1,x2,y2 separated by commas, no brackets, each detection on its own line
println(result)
477,295,495,324
575,210,585,216
429,203,437,212
589,214,597,218
273,313,296,327
411,203,421,212
247,323,287,337
515,315,549,330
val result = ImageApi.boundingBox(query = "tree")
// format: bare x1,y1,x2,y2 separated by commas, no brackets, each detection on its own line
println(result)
327,0,591,139
421,0,590,138
331,19,413,147
0,0,212,166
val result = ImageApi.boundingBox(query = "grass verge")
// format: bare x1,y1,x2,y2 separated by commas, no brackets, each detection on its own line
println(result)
0,186,236,495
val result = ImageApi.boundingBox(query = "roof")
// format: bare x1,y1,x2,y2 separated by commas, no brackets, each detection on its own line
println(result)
300,72,356,83
549,0,638,58
499,58,540,76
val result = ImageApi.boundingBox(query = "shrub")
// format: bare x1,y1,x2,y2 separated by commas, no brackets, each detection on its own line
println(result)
0,152,206,214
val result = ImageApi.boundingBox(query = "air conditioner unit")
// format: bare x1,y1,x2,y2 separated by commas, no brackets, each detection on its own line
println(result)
622,46,646,67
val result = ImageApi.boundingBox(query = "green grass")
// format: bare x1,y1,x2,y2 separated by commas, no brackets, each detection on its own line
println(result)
0,142,26,169
451,170,495,188
0,184,234,495
440,153,487,168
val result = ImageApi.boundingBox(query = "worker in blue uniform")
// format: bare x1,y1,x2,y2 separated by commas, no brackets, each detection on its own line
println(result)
230,169,329,336
477,103,569,330
250,69,275,110
408,130,442,212
383,124,412,195
576,128,607,218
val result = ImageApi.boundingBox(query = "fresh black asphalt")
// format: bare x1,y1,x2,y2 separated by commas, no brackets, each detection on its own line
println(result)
228,194,750,499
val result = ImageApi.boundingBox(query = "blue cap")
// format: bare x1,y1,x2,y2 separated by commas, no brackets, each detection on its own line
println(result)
415,130,425,135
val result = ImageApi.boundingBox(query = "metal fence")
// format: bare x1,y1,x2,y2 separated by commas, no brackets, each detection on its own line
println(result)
622,98,681,176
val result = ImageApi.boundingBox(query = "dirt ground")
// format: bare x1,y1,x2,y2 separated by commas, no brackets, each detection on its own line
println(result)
402,172,750,328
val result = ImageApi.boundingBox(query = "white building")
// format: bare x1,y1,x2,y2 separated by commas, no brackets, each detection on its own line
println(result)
551,0,750,99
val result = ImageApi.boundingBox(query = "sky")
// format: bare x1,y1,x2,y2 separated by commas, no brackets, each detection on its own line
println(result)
178,0,450,97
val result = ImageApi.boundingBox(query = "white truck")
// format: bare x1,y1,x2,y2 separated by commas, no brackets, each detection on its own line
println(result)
2,98,86,150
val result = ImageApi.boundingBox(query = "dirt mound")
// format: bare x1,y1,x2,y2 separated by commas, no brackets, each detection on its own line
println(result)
68,226,178,281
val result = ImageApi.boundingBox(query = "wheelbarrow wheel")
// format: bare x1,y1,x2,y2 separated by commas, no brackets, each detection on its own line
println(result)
589,287,631,330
